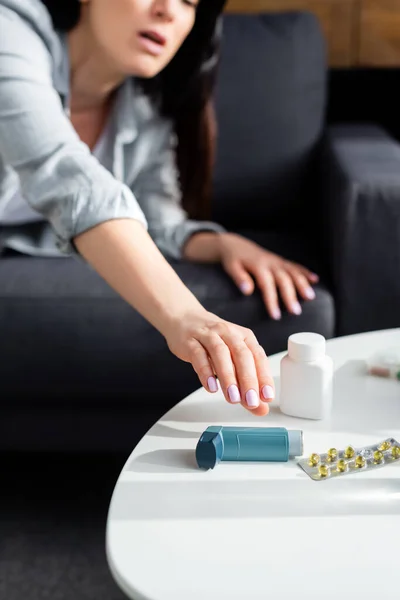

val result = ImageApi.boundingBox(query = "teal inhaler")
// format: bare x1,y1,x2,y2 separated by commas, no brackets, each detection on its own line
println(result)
196,426,303,470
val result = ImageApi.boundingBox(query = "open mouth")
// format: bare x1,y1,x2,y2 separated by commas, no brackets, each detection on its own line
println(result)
139,31,166,46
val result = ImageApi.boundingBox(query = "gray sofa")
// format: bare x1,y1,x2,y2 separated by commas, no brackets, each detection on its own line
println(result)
1,12,399,453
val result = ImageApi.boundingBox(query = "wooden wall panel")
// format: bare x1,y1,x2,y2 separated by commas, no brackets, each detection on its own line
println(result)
359,0,400,66
224,0,359,67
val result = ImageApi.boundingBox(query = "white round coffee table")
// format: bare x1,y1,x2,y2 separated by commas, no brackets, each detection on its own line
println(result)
106,329,400,600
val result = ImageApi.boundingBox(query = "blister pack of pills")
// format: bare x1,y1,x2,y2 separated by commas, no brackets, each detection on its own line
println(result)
367,348,400,380
298,438,400,481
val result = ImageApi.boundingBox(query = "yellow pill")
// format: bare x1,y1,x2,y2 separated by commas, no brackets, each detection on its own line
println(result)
308,453,320,467
391,446,400,459
379,441,392,451
336,459,348,473
344,446,355,459
318,464,330,478
373,450,384,464
355,455,366,469
327,448,338,462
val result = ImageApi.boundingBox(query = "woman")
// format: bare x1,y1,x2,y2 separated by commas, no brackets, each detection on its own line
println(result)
0,0,317,414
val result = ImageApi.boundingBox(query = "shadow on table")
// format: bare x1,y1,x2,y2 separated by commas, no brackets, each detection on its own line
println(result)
147,423,201,439
110,474,400,520
128,449,198,473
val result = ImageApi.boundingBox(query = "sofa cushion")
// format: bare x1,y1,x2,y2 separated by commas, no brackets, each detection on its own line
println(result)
0,230,334,413
212,11,327,230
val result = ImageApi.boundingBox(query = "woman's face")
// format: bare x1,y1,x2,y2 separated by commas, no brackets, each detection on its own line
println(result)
80,0,199,78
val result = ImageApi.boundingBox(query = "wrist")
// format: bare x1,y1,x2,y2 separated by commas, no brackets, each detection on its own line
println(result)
183,231,224,263
157,296,208,340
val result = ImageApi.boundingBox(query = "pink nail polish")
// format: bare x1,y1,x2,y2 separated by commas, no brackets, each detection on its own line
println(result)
272,308,281,320
228,384,241,403
292,302,302,315
245,389,259,408
240,282,252,294
305,288,316,300
208,377,218,393
262,385,275,401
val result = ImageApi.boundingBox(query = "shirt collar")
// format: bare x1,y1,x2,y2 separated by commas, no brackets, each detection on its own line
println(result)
53,31,70,101
114,78,157,145
113,78,138,145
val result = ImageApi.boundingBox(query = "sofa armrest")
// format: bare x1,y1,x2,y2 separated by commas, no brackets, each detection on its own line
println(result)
322,124,400,335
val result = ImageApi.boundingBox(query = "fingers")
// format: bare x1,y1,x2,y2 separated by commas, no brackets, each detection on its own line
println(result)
272,263,319,314
224,260,255,296
291,262,319,284
274,269,302,315
229,340,261,409
200,334,244,406
255,263,317,318
256,268,299,317
188,339,219,393
244,332,275,416
304,269,319,284
288,269,316,301
190,319,276,417
225,257,317,320
195,331,269,415
190,332,244,408
256,270,281,321
217,328,271,416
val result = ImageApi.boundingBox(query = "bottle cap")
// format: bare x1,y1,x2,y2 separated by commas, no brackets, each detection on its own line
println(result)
288,332,326,362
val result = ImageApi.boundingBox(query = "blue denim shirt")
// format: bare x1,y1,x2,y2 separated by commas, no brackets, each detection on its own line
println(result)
0,0,223,257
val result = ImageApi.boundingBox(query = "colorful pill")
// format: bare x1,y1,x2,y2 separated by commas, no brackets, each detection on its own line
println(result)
373,450,384,464
308,453,320,467
344,446,355,459
355,455,366,469
318,464,330,478
379,440,392,451
336,459,348,473
327,448,338,462
391,446,400,459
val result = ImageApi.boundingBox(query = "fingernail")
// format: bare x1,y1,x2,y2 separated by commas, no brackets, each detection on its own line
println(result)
261,385,275,401
228,384,241,404
305,288,316,300
271,308,281,320
240,282,252,294
292,302,302,315
207,377,218,393
245,389,259,408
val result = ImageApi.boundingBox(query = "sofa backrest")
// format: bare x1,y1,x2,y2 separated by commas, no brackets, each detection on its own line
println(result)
211,11,327,231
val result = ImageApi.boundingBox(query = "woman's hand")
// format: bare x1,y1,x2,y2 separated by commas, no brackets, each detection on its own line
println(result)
219,233,319,319
184,232,319,320
164,309,275,416
75,221,273,417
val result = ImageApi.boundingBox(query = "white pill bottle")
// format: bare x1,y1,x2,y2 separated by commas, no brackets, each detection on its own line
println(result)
279,332,333,420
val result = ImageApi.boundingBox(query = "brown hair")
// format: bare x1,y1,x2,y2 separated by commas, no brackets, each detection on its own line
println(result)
142,3,226,219
175,95,217,220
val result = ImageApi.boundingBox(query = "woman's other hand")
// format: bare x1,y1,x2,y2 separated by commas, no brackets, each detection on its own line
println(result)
164,310,275,416
184,232,319,320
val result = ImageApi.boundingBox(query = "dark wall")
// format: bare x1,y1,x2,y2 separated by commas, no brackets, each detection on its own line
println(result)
327,69,400,141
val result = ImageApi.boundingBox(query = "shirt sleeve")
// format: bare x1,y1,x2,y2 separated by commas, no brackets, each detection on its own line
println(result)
132,118,225,260
0,9,147,255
